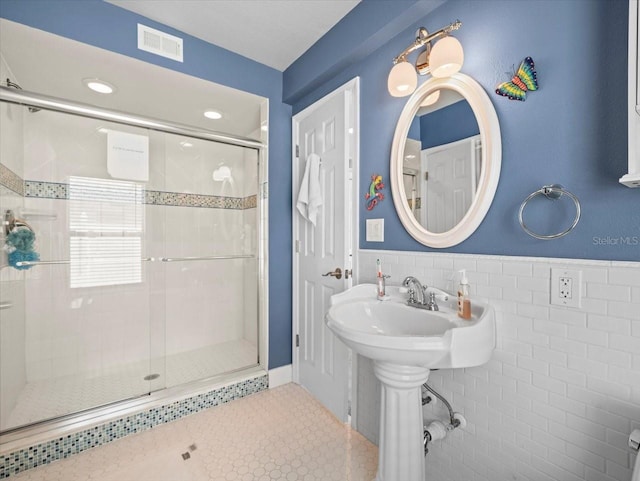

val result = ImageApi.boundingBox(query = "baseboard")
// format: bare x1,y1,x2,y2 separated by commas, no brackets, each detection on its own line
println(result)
268,364,292,388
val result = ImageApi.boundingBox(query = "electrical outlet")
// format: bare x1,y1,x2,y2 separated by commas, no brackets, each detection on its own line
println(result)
559,276,572,299
550,268,582,308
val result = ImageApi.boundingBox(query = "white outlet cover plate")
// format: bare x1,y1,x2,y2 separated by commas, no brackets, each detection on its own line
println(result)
366,218,384,242
550,267,582,308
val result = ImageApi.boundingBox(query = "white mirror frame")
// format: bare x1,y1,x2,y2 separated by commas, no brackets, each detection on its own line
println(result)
390,73,502,248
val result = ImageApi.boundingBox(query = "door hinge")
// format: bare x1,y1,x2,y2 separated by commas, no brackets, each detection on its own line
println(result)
296,145,299,158
424,171,429,181
295,334,300,347
295,240,300,253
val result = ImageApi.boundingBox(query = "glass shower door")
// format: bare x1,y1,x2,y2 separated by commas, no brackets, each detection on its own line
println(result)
0,105,162,431
0,97,261,434
160,135,259,388
0,92,28,432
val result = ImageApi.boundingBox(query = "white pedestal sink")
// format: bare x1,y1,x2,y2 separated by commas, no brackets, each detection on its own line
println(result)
326,284,495,481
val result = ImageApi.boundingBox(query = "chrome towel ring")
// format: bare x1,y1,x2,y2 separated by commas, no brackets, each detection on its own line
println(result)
518,184,581,240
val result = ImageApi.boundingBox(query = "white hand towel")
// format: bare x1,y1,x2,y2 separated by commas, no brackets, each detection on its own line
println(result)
296,153,322,226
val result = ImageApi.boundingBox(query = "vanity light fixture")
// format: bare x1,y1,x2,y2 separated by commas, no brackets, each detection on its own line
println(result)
388,20,463,97
83,78,116,94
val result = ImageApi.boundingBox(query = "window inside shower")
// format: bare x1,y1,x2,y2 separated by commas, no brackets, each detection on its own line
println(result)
0,100,261,433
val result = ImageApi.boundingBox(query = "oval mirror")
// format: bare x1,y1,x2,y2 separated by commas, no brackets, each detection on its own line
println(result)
390,73,501,248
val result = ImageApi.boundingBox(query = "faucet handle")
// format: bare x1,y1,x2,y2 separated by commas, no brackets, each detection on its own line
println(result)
407,288,417,303
426,292,439,311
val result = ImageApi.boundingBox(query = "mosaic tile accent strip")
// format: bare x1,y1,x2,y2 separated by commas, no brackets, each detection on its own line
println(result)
22,180,256,210
0,374,268,479
24,181,67,199
0,164,24,196
145,190,245,209
243,194,257,209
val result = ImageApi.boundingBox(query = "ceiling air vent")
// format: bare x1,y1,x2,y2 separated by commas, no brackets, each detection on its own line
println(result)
137,24,183,62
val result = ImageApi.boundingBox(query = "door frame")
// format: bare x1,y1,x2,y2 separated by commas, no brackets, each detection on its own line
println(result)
291,77,360,418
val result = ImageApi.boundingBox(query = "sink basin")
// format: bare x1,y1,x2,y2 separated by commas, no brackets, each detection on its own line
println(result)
325,283,495,368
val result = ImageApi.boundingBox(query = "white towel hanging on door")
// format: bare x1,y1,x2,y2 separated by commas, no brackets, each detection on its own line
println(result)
296,153,322,226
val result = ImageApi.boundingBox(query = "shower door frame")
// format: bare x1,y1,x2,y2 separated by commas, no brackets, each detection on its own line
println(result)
0,85,269,447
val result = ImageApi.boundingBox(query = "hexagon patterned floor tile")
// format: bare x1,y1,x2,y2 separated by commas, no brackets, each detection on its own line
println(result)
12,383,378,481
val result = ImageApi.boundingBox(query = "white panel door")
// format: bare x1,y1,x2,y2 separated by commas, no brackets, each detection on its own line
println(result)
293,83,354,422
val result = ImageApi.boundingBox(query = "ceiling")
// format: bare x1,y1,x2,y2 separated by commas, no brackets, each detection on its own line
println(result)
0,19,266,138
106,0,361,71
0,1,361,138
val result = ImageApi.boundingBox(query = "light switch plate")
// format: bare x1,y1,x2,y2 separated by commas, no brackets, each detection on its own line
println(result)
366,219,384,242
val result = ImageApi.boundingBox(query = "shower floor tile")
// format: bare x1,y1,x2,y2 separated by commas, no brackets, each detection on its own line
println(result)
4,339,257,431
11,383,378,481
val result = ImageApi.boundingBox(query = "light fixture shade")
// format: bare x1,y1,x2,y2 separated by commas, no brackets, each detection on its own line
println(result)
429,36,464,78
388,61,418,97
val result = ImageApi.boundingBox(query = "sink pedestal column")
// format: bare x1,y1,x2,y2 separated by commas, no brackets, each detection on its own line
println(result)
373,362,430,481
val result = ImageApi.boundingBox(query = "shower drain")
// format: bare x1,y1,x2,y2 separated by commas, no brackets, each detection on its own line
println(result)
143,373,160,381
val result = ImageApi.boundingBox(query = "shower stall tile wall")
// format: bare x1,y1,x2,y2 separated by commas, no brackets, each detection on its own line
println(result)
357,250,640,481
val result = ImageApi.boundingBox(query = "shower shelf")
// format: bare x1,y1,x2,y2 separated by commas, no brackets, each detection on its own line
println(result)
11,254,255,268
17,208,58,221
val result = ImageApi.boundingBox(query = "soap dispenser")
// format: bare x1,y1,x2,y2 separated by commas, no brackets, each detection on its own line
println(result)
457,269,471,320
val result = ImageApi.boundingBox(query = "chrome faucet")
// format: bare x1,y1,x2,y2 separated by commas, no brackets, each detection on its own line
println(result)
402,276,439,311
403,276,426,305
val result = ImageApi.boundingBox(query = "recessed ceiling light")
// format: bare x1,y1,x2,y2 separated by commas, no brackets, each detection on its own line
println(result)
180,141,193,148
96,127,110,134
83,78,116,94
204,110,223,120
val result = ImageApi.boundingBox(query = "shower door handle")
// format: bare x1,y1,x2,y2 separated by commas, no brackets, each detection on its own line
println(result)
322,267,342,280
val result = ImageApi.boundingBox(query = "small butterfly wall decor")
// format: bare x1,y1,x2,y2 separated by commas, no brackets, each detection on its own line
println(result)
495,57,539,101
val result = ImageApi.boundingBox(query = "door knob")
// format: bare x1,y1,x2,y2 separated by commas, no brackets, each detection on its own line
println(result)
322,267,342,279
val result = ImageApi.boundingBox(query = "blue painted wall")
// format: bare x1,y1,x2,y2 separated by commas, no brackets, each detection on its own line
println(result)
288,0,639,262
408,116,421,141
0,0,293,369
420,100,479,149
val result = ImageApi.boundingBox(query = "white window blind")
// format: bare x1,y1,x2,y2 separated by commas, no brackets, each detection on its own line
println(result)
68,177,144,288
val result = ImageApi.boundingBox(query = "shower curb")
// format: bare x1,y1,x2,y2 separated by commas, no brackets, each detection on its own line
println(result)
0,373,268,478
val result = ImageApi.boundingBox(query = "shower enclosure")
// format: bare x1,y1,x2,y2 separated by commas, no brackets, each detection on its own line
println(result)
0,86,265,434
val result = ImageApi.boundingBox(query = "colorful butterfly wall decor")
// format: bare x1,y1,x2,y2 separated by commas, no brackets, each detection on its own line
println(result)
495,57,538,101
